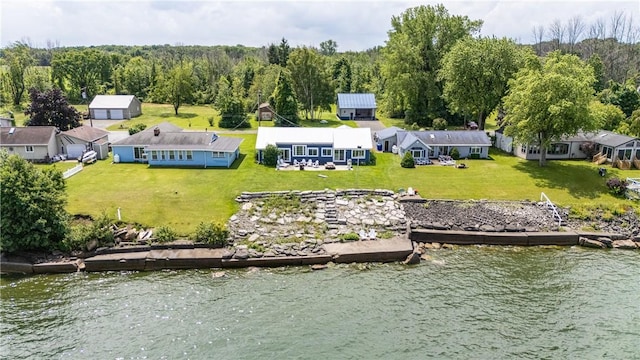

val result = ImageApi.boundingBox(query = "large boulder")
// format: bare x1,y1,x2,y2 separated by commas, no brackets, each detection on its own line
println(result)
403,251,421,265
579,237,606,249
612,239,638,250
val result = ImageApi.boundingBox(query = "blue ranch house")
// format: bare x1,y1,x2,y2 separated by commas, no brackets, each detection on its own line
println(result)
111,122,242,168
255,125,373,165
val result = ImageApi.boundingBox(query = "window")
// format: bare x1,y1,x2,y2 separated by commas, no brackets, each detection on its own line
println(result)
279,148,291,162
293,145,306,156
334,149,346,161
411,149,422,159
211,151,224,158
618,148,632,160
548,143,569,155
470,147,482,154
186,151,193,160
151,151,158,160
25,146,34,153
134,147,146,160
321,148,332,157
178,151,184,160
169,150,175,160
307,148,319,157
160,151,166,160
527,145,540,154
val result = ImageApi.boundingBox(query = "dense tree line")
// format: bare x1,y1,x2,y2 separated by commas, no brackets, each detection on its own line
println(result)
1,5,638,131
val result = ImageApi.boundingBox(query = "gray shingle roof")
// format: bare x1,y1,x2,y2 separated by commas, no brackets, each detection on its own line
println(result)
591,130,637,147
111,125,242,152
397,130,491,147
337,93,376,109
59,125,108,142
0,126,56,145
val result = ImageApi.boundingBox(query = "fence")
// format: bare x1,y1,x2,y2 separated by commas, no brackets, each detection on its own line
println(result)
540,192,563,227
63,164,83,179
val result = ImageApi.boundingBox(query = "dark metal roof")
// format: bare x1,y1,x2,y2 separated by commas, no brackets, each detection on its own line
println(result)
59,125,108,142
337,93,376,109
0,126,57,145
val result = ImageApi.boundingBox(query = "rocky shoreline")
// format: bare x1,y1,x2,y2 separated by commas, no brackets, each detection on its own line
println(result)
2,189,639,273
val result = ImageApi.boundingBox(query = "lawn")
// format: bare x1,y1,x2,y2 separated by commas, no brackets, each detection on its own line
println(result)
104,103,357,131
64,133,640,235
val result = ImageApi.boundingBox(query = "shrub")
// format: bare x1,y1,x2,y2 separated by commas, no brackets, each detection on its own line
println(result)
450,147,460,160
128,123,147,135
401,151,415,168
606,177,628,197
207,116,215,127
194,221,229,247
62,212,114,252
155,226,177,243
263,144,279,167
367,152,376,165
432,118,447,130
341,232,360,242
579,141,599,159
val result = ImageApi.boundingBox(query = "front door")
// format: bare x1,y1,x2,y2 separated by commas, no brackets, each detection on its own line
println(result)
334,149,346,162
384,141,389,152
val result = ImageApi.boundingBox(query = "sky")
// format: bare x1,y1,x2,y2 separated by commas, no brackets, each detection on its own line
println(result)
1,0,639,51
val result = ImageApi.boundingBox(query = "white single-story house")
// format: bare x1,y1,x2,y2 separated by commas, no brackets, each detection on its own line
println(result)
495,128,640,164
89,95,142,120
0,126,58,163
57,125,110,160
111,122,242,168
336,93,377,120
376,127,492,160
255,125,374,165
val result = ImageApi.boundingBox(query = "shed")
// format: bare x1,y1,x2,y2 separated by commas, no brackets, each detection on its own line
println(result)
336,93,377,120
89,95,142,120
257,102,275,121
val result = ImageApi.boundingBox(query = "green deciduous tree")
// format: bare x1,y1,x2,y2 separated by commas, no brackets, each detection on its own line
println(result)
381,4,482,126
215,76,249,128
271,69,299,126
287,47,333,120
51,48,111,101
0,152,69,253
503,51,596,167
153,61,196,115
440,37,527,130
2,42,34,105
588,100,626,131
122,56,152,99
24,88,81,130
628,109,640,137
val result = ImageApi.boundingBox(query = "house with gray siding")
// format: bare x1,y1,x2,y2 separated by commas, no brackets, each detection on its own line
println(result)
495,128,640,164
89,95,142,120
111,122,242,168
336,93,377,120
376,128,492,161
255,125,373,165
0,126,58,162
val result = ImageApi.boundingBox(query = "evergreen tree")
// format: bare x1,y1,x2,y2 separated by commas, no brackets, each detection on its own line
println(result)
271,70,299,127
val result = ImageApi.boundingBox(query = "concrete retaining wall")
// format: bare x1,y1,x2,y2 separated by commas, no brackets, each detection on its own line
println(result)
410,229,580,246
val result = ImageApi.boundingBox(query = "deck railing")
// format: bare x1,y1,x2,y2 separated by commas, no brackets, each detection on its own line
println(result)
540,192,563,227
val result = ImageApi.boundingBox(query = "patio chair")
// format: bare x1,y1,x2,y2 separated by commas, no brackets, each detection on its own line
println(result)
359,229,369,240
368,229,377,240
293,159,299,166
313,160,319,168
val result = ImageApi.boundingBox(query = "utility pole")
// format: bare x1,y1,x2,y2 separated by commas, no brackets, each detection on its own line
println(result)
257,90,262,128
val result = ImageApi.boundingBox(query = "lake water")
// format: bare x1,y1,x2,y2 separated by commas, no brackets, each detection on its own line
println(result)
1,246,639,359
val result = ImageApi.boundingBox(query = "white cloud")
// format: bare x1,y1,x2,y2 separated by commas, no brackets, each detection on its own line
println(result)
1,0,638,49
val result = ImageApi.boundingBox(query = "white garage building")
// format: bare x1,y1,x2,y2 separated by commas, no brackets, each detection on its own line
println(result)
89,95,142,120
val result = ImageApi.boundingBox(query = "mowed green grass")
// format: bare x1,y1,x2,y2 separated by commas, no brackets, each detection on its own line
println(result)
105,103,357,131
64,131,639,235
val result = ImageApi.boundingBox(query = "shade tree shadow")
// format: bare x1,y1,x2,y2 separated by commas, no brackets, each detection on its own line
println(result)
513,160,609,199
